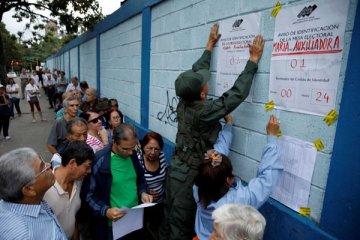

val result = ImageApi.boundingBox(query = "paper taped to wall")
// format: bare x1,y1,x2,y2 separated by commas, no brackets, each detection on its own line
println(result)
271,135,317,212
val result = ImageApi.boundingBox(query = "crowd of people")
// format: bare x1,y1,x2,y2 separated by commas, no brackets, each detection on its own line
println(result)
0,24,284,240
0,68,75,139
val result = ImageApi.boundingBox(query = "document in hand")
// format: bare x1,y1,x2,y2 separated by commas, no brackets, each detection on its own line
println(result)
112,202,157,239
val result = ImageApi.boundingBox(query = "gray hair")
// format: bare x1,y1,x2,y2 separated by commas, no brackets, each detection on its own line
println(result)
66,117,87,135
0,148,37,202
63,96,78,108
212,204,266,240
113,123,137,143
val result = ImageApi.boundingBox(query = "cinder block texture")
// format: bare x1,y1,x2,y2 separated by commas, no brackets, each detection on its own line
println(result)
100,14,142,123
80,38,97,88
70,47,78,78
64,52,70,80
148,0,357,223
47,0,358,224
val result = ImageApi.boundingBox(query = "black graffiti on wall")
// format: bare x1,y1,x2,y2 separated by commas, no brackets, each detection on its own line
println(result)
157,90,178,124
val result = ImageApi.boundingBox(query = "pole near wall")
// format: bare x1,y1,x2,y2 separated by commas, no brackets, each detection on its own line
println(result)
68,51,71,80
320,2,360,239
78,46,81,81
140,7,151,129
96,34,101,97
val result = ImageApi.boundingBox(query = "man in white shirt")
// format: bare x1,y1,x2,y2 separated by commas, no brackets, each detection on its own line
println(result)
44,72,57,109
6,78,21,117
44,140,94,239
66,76,81,92
31,71,39,87
19,68,29,99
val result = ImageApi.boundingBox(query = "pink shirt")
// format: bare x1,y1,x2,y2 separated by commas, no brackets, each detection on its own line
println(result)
86,134,104,152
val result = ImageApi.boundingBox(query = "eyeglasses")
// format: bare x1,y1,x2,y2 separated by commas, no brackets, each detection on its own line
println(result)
88,117,100,124
112,104,119,107
25,156,51,186
112,116,121,120
69,104,80,107
144,147,161,153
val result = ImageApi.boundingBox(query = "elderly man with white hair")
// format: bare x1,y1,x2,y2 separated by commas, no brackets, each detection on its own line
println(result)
0,148,67,239
209,204,266,240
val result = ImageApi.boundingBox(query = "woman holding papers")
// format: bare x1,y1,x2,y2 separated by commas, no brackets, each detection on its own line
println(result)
137,132,168,239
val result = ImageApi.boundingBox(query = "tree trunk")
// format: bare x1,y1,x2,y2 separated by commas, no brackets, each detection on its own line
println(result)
0,11,8,85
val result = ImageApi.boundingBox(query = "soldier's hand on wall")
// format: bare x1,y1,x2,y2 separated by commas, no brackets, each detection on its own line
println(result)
249,35,265,64
206,23,221,51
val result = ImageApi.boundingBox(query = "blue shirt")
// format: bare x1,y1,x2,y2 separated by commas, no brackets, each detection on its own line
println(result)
213,123,233,156
193,136,284,240
0,200,67,240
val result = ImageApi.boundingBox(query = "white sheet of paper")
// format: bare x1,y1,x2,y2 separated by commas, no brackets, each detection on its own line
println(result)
112,203,157,239
215,12,261,99
271,135,317,212
269,0,349,116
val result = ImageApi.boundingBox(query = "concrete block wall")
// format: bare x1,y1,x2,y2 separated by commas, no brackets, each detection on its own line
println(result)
46,58,54,70
58,56,62,71
149,0,357,223
80,38,97,88
69,47,78,78
46,0,360,238
100,14,142,123
64,52,69,81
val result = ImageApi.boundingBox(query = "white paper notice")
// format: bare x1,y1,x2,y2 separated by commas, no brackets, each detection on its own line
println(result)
271,136,317,212
269,0,349,116
216,13,261,98
112,203,157,239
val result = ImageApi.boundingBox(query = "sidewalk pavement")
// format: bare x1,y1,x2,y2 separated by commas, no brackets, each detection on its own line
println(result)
0,79,55,160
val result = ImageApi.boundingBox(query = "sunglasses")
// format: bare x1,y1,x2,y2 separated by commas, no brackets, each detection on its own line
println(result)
88,117,100,124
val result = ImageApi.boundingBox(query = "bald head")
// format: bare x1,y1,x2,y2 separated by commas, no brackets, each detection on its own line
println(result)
62,91,73,100
85,88,97,103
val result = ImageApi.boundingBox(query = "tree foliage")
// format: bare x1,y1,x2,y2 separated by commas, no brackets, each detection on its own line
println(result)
0,0,104,84
0,22,24,70
1,0,103,34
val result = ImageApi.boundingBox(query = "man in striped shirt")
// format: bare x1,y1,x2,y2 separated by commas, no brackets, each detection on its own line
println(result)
0,148,67,240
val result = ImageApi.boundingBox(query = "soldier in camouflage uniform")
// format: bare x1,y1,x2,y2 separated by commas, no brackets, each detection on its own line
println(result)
159,24,264,240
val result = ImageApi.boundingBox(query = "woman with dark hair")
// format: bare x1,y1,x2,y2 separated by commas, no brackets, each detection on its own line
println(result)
105,109,123,143
138,131,168,239
80,112,109,152
110,98,119,111
193,116,283,240
79,81,89,102
0,84,11,139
